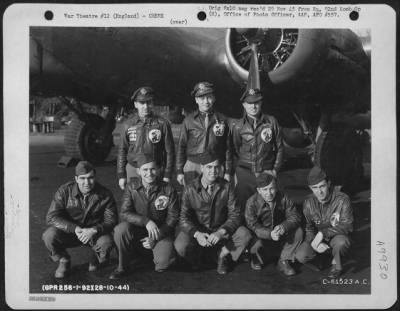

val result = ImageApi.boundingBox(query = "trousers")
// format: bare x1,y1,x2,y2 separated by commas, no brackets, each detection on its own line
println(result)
113,221,176,272
248,227,303,263
174,226,252,265
295,234,351,269
42,226,113,263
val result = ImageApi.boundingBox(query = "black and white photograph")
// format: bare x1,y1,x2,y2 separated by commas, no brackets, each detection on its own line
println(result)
4,3,396,309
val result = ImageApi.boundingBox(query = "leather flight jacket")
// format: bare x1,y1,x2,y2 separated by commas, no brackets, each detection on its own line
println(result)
46,181,118,234
176,110,233,175
232,114,283,173
303,188,354,242
117,113,175,179
120,178,180,240
245,191,301,240
180,176,241,237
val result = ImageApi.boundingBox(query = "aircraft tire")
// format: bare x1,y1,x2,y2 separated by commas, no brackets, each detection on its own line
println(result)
64,114,112,164
314,126,364,194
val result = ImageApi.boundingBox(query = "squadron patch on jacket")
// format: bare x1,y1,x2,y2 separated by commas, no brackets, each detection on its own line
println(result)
127,127,137,142
261,126,273,143
213,121,225,136
313,216,321,225
148,129,161,143
330,212,340,227
154,195,169,210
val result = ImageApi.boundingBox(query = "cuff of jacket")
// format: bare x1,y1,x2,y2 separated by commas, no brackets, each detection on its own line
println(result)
141,216,151,227
220,226,232,236
176,168,184,175
255,228,271,240
163,170,172,179
67,223,77,233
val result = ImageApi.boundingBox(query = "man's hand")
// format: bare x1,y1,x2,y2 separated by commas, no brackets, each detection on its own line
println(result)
76,227,97,244
311,231,329,253
177,174,185,186
223,174,231,182
118,178,127,190
270,229,280,241
311,231,324,250
264,169,277,178
141,237,156,249
315,242,330,253
163,177,170,183
208,229,227,245
145,220,160,241
75,226,83,239
194,231,211,247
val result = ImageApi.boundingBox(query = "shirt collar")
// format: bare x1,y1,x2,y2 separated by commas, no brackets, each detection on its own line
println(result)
72,182,98,198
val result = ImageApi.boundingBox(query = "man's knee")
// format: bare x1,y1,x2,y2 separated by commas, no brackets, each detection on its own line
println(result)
295,241,316,264
330,235,351,251
174,231,192,257
42,227,61,246
96,234,114,251
154,239,176,270
233,226,252,246
113,222,133,242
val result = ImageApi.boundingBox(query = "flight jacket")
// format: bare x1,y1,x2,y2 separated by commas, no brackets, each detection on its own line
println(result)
46,181,118,235
176,110,233,175
245,191,301,240
117,113,175,179
179,176,241,237
231,114,283,173
120,178,180,240
303,188,353,242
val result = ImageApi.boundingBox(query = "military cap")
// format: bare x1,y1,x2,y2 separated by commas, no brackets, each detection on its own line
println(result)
75,161,96,176
198,152,221,165
240,88,263,103
191,82,214,97
131,86,155,102
307,166,327,186
256,172,275,188
136,153,159,168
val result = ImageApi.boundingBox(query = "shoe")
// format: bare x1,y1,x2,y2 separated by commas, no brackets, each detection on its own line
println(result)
250,255,262,271
217,256,228,275
109,269,126,280
278,260,296,276
155,268,166,273
328,265,342,278
242,249,250,263
55,257,70,279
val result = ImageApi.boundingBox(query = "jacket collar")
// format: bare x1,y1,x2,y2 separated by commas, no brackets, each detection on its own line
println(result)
194,175,223,193
131,113,155,125
255,191,282,208
243,113,267,126
193,109,215,119
132,177,162,192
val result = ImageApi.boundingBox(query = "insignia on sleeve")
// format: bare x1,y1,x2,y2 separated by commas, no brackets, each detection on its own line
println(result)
148,129,161,144
313,216,321,225
213,121,225,136
154,195,169,210
261,126,272,143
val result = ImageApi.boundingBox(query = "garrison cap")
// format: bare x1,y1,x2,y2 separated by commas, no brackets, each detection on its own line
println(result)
131,86,155,102
256,173,275,188
136,153,160,168
307,166,327,186
240,88,263,103
75,161,96,176
198,152,221,165
191,82,214,97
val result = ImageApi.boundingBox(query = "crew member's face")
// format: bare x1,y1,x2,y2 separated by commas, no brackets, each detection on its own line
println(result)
309,179,331,202
139,162,159,184
243,100,262,117
135,100,153,117
257,181,277,202
195,94,215,113
200,160,220,184
75,171,96,195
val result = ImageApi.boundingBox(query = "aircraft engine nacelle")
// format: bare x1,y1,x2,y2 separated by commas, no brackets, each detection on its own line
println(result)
225,28,331,86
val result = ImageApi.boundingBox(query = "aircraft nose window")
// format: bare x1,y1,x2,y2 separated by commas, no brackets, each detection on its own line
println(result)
44,10,54,21
197,11,207,21
349,11,359,21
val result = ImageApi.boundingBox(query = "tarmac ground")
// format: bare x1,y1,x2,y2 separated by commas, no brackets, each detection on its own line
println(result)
29,127,371,294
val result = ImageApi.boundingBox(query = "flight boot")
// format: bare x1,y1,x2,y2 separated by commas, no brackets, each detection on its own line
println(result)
55,257,71,278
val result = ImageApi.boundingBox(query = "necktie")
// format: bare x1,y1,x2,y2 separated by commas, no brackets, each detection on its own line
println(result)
253,119,257,130
204,113,209,129
207,185,214,195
